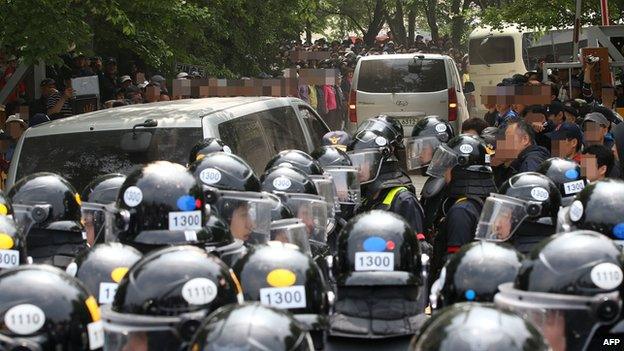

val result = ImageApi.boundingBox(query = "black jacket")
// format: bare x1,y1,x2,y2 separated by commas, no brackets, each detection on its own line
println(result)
495,144,550,187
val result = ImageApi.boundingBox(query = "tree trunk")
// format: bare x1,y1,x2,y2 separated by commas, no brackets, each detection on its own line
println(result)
363,0,386,46
425,0,439,44
450,0,463,49
305,20,312,44
408,9,416,47
387,0,407,46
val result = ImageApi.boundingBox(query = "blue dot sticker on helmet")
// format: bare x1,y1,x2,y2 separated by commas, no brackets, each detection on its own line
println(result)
177,195,197,211
363,236,387,252
464,289,476,301
613,223,624,239
565,169,580,180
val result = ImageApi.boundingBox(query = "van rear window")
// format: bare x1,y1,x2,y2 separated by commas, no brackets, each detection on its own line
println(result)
469,36,515,65
357,58,447,93
15,128,203,191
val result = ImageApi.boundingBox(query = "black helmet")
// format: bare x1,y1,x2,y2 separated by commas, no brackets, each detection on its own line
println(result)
67,242,142,305
357,115,404,147
537,157,586,206
0,191,12,217
189,152,260,192
261,166,318,195
188,303,314,350
233,242,330,338
347,130,392,185
265,150,324,176
8,172,86,268
426,134,492,178
81,173,126,245
0,265,104,350
311,146,352,168
334,210,421,286
430,241,523,309
0,216,27,271
410,303,549,351
113,161,230,253
558,179,624,240
410,116,454,142
495,231,624,351
188,138,232,164
101,245,242,350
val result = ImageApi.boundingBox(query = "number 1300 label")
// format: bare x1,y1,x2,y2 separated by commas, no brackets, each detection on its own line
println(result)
168,211,201,231
260,285,306,309
355,252,394,271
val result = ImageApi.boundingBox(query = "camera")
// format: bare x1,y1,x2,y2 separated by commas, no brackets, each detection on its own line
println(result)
587,55,600,64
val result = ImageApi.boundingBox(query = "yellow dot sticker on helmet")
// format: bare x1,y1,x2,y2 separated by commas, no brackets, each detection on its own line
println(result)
85,296,101,321
266,269,296,287
75,193,82,206
195,154,206,161
0,233,13,249
0,204,8,216
110,267,129,283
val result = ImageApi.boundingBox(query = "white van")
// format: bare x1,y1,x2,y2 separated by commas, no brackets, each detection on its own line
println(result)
347,53,472,136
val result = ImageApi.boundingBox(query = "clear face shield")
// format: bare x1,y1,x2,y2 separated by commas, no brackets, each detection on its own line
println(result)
323,166,361,206
475,194,532,242
404,136,442,170
280,193,329,244
209,190,273,245
270,218,312,255
82,202,111,245
426,144,458,178
101,305,203,351
495,283,622,351
310,175,338,233
347,149,384,184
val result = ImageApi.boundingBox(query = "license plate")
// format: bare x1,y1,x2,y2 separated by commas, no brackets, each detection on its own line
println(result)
168,211,202,231
396,118,419,126
259,285,306,309
563,180,585,195
354,252,394,271
0,250,19,268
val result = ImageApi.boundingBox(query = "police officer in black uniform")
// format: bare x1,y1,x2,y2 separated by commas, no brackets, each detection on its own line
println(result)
81,173,126,245
476,172,560,254
426,134,497,281
233,241,331,349
495,231,623,351
408,116,455,239
537,157,586,206
102,245,242,351
9,172,88,269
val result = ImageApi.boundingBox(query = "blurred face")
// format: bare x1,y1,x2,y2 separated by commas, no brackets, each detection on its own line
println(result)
494,124,528,163
7,123,24,140
581,154,606,182
540,311,567,351
525,112,546,125
493,208,513,239
297,205,315,235
230,205,253,241
84,213,96,246
420,144,435,165
551,139,577,158
583,122,607,145
495,104,510,114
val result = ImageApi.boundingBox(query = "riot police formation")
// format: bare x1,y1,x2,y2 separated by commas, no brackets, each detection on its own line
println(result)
2,110,624,351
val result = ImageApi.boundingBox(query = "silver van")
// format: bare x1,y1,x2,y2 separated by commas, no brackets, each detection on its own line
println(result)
7,97,330,191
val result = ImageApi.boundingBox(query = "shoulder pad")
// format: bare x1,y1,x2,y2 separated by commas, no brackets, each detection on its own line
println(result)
420,177,446,199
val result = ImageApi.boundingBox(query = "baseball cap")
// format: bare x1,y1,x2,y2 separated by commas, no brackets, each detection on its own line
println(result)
546,101,565,116
5,115,27,129
545,122,583,144
562,104,579,118
322,131,351,152
119,75,132,84
40,78,56,87
582,112,609,128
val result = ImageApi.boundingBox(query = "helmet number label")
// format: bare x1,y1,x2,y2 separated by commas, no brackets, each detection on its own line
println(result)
199,168,222,185
459,144,473,154
591,263,623,290
4,304,45,335
530,187,549,201
355,252,394,272
168,210,202,231
435,124,447,133
182,278,218,305
563,180,585,195
87,320,104,350
98,282,118,304
273,176,292,191
123,186,143,207
0,249,19,268
260,285,307,309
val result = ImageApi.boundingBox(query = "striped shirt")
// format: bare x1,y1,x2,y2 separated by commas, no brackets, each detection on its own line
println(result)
46,91,73,119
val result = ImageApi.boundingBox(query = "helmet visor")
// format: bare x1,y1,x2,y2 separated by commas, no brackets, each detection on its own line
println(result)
281,194,329,244
212,190,273,245
495,283,621,351
81,202,110,245
310,175,338,233
475,194,529,242
347,149,383,184
404,136,441,170
323,167,361,205
270,219,312,255
426,144,458,178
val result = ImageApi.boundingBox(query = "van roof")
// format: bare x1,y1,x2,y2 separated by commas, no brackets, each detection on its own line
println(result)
358,53,450,62
25,96,300,137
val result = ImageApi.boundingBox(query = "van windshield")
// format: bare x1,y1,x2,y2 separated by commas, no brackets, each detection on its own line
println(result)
357,58,447,93
469,36,515,65
15,128,203,192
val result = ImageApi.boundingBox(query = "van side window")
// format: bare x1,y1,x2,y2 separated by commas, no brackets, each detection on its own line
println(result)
298,106,330,150
218,113,272,173
260,106,307,152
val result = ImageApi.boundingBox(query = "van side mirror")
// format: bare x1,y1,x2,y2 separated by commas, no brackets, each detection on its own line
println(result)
463,81,475,94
